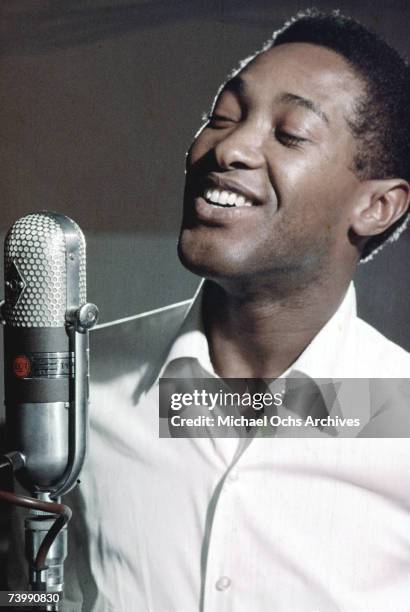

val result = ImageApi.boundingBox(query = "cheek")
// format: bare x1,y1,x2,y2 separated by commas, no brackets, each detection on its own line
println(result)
272,158,326,217
273,148,356,222
188,131,214,166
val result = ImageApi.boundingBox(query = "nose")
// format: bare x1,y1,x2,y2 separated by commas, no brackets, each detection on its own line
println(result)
214,122,266,170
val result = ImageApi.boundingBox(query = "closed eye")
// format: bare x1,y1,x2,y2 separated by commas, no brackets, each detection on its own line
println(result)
275,129,308,148
204,113,238,128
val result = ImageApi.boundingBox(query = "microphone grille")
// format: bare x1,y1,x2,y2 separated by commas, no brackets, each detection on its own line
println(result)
4,213,86,327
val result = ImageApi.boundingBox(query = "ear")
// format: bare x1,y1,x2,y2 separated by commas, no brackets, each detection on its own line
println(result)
350,178,410,237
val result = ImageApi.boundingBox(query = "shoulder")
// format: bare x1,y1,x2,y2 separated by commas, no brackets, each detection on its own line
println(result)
354,316,410,377
89,300,191,385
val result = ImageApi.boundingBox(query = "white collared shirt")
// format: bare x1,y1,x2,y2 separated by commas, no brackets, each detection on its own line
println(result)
11,283,410,611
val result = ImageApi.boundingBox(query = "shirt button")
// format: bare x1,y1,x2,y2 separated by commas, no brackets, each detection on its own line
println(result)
215,576,231,591
228,470,238,482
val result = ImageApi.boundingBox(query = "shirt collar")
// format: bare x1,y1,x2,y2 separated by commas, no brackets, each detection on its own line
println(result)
288,282,357,379
157,281,357,382
156,279,216,382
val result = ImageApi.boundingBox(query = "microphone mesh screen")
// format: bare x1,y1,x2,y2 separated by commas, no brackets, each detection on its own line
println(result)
4,213,86,327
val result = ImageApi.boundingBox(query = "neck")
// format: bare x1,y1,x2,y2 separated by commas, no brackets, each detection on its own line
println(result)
203,273,353,378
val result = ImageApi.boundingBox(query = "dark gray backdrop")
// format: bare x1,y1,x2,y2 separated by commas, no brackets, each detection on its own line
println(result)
1,0,409,433
0,0,409,583
0,0,409,338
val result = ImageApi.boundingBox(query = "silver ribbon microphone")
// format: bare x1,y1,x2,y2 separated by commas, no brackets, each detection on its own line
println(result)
1,212,98,601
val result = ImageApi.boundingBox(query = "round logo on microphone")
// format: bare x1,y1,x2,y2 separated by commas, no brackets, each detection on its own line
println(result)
13,355,31,378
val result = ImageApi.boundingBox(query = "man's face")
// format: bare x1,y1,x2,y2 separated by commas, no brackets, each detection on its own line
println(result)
178,42,364,285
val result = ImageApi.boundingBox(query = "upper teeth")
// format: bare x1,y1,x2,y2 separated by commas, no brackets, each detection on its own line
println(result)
204,188,253,207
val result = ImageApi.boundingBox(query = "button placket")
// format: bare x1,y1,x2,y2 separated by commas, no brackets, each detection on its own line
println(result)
202,471,237,611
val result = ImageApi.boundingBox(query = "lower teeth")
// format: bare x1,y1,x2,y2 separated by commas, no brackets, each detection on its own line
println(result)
207,199,235,208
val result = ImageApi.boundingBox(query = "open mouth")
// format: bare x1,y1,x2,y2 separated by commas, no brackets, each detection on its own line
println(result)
203,188,254,208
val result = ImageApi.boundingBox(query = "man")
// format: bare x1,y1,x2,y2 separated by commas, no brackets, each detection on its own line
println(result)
9,9,410,612
178,15,410,381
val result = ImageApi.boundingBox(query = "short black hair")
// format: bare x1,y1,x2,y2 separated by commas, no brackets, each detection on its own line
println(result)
267,10,410,260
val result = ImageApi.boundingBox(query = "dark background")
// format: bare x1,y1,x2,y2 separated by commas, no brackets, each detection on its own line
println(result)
0,0,409,587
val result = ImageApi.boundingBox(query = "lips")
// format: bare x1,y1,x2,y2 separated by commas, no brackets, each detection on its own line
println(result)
184,171,270,227
194,195,258,225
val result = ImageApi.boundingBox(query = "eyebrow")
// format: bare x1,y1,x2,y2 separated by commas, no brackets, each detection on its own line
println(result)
277,92,329,125
223,75,245,95
222,76,329,125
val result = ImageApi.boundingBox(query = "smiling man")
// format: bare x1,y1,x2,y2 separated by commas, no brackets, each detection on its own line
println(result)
8,9,410,612
178,15,410,380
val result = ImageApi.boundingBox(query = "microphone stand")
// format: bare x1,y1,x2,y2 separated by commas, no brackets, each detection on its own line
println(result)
0,302,98,611
0,479,70,611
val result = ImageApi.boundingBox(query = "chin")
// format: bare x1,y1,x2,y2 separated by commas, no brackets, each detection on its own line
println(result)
177,232,217,278
178,228,241,280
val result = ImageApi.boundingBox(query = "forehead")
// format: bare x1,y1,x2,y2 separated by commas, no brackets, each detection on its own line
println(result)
231,42,364,121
